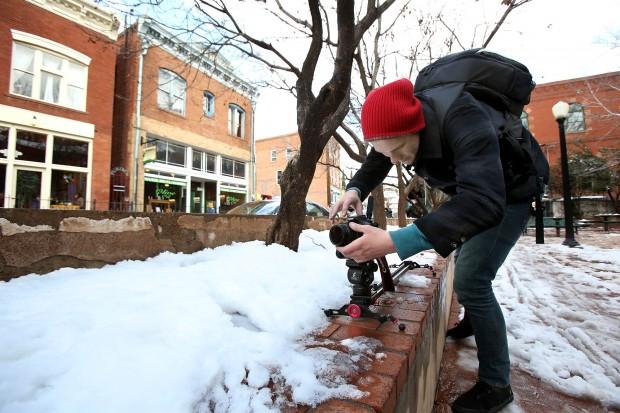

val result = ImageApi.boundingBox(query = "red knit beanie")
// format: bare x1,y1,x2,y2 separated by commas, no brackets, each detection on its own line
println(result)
361,78,425,141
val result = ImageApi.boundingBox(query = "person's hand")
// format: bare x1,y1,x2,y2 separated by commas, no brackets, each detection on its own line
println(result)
336,223,396,263
329,190,363,222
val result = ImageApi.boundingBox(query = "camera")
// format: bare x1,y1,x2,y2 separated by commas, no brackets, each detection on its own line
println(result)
329,215,377,247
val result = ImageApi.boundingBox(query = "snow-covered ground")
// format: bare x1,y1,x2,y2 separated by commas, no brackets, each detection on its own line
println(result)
0,229,433,413
1,228,618,412
455,233,620,410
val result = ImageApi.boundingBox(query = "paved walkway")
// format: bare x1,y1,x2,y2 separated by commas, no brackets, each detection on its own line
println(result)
432,294,618,412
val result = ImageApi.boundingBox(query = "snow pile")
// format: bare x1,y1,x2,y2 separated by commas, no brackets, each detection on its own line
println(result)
0,230,403,413
495,236,620,408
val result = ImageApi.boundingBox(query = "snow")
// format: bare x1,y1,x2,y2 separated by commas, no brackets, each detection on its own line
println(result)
453,233,620,409
1,228,619,412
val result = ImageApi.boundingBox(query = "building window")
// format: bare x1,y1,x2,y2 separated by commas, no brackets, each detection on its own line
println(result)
271,150,277,161
192,150,216,173
520,111,529,129
15,130,46,162
0,127,8,158
192,149,203,171
277,170,282,184
53,137,88,167
157,68,186,115
566,103,585,133
153,139,186,167
10,42,88,111
50,170,87,209
228,104,245,138
286,147,294,161
203,91,215,117
206,153,216,173
222,157,246,179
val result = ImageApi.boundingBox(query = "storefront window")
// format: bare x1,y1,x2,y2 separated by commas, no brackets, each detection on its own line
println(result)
206,153,216,173
16,130,46,162
53,137,88,167
167,142,185,166
192,150,203,171
0,164,6,207
234,161,245,179
219,190,245,213
50,170,87,208
0,127,8,158
222,157,234,176
153,139,186,167
144,180,184,213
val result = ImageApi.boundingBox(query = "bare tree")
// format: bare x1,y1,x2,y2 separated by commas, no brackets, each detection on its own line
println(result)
335,0,535,226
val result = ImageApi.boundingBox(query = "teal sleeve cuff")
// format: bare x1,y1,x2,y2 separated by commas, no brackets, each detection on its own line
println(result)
389,224,434,260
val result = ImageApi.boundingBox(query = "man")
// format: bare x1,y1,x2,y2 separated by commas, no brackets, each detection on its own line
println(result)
329,78,547,413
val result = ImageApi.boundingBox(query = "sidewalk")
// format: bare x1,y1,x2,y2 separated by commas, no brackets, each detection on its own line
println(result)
432,231,620,413
432,294,617,413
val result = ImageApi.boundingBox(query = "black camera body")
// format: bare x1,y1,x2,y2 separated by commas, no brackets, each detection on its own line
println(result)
329,215,377,247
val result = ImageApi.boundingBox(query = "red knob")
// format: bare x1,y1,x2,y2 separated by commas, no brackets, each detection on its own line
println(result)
347,304,362,318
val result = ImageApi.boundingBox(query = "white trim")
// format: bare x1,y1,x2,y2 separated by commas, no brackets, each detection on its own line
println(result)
24,0,119,41
0,105,94,139
11,30,91,65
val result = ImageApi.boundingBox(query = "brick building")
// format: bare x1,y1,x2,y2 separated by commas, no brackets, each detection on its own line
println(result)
255,132,343,208
525,71,620,165
0,0,118,210
112,18,258,213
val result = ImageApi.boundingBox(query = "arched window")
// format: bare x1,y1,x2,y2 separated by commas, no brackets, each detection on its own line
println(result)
228,104,245,138
203,91,215,116
157,68,186,115
566,102,585,133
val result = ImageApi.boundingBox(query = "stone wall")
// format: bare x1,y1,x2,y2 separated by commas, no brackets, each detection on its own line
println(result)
0,210,330,281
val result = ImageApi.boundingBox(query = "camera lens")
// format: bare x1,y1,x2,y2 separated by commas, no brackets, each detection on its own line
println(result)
329,224,351,247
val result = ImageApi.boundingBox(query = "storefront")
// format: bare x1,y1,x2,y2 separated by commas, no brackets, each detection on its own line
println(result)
0,114,92,210
142,136,248,214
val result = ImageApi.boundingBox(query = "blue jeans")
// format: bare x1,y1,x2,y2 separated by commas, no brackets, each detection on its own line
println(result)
453,201,530,387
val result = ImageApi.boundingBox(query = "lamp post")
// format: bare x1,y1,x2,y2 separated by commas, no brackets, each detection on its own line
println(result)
551,101,579,247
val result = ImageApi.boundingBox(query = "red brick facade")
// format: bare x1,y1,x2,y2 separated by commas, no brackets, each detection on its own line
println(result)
255,133,343,208
0,0,118,209
112,20,256,213
526,72,620,165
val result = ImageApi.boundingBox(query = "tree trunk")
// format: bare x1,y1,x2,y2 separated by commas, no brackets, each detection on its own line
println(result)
266,141,324,251
371,186,386,229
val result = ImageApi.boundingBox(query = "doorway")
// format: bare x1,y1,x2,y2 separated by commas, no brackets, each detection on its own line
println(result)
14,168,43,209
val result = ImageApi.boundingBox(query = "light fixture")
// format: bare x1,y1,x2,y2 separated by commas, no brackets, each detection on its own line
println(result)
551,101,569,120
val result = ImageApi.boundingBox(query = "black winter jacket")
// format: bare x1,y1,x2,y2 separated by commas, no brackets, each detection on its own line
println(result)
347,92,543,257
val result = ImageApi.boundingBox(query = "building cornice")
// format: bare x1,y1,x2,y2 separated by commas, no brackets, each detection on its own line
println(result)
25,0,119,41
139,18,259,101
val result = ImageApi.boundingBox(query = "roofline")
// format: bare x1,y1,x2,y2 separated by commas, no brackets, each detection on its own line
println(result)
535,71,620,88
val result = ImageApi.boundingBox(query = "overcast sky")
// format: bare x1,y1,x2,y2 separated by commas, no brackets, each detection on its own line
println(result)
253,0,620,139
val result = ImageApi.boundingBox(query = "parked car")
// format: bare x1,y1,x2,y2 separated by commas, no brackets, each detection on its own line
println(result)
226,200,330,217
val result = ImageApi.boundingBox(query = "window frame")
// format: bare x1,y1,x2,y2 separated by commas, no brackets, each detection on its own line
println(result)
270,150,277,162
157,68,187,116
566,102,585,133
228,104,246,138
9,31,90,111
203,90,215,117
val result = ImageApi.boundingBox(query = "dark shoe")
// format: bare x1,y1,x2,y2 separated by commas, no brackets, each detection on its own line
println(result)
446,312,473,339
451,381,514,413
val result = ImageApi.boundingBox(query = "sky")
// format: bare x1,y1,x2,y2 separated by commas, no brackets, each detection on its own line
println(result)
252,0,620,139
0,227,619,412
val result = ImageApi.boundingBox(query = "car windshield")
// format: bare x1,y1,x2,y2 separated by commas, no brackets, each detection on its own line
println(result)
227,201,280,215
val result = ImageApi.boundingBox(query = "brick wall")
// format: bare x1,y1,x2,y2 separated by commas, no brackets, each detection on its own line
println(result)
0,0,117,208
526,72,620,165
256,132,341,207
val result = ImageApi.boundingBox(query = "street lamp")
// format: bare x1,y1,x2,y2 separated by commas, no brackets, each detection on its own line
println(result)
551,101,580,247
